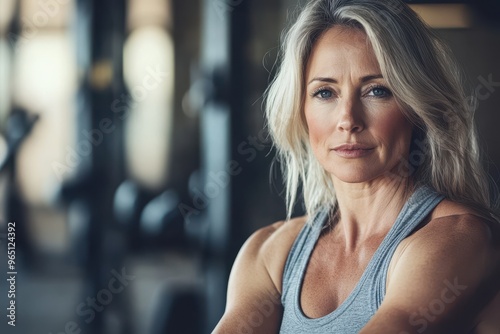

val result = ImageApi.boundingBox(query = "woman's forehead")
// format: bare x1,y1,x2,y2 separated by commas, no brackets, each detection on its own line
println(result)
306,26,382,83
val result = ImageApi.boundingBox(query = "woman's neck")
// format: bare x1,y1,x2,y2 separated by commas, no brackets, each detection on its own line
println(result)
330,177,413,251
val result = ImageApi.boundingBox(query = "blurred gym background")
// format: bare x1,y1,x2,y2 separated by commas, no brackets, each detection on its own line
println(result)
0,0,498,333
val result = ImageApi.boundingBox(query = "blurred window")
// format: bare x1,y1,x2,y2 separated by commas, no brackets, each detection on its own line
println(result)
9,0,77,253
123,0,174,189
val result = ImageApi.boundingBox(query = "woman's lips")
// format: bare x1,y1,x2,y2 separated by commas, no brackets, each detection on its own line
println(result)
331,144,375,158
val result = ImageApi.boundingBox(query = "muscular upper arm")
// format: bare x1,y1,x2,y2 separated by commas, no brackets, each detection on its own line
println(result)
360,214,500,334
213,218,305,334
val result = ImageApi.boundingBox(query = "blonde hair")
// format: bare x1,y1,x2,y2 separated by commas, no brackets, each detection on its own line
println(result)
265,0,498,221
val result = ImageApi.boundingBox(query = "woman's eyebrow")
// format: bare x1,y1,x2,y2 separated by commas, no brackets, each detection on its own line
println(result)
307,77,338,85
360,74,383,82
307,74,383,85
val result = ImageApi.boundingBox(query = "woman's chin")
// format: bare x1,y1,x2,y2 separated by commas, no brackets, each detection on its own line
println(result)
329,172,377,184
326,167,388,185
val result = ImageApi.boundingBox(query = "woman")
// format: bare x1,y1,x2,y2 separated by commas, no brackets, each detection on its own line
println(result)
214,0,500,333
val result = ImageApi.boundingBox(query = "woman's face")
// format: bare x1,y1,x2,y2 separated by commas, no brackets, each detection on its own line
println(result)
304,26,413,185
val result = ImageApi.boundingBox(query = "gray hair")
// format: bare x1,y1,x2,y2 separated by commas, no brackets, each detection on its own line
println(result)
265,0,498,221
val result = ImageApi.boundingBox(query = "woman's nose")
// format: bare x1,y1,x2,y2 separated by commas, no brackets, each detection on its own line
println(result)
336,97,364,133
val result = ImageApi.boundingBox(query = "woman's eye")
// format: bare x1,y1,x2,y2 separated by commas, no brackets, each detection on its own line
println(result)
314,89,333,99
368,87,391,98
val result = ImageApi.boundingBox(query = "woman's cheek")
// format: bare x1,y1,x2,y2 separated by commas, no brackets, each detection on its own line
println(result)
305,111,327,146
306,104,333,137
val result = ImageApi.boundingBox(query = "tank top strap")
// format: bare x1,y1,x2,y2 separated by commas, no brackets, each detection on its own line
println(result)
281,209,329,306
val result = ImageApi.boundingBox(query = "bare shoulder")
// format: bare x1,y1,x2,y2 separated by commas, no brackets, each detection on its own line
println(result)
391,200,500,278
213,216,308,333
398,199,500,272
248,214,308,248
226,215,309,303
241,215,308,260
253,215,309,294
383,199,500,332
418,199,500,249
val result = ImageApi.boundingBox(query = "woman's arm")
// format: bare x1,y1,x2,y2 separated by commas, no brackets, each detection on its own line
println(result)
360,214,500,334
212,223,286,334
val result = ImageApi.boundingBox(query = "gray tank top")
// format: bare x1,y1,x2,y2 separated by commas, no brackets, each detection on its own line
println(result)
279,186,444,333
